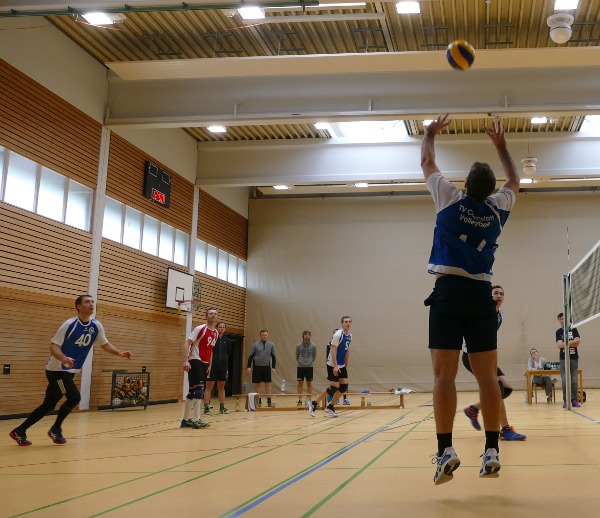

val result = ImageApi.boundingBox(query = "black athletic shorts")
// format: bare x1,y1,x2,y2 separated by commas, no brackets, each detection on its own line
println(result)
207,363,228,382
425,275,497,352
297,366,314,381
188,359,209,389
327,364,348,382
462,351,505,377
251,365,272,383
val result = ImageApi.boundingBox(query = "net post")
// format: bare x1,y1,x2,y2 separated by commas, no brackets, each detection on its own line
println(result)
563,273,572,408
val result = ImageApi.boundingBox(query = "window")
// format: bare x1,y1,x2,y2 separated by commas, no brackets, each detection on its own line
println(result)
217,249,228,281
102,197,123,241
158,222,175,261
0,146,6,199
238,259,247,288
5,152,37,211
228,254,238,285
206,244,218,277
174,229,188,267
123,206,142,249
195,239,206,273
65,180,92,231
37,167,66,222
142,214,159,255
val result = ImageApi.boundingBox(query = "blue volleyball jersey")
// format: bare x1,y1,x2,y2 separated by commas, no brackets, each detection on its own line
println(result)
426,172,516,281
46,317,108,373
327,329,352,368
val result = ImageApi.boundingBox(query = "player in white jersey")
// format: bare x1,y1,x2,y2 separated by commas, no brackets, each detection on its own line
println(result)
308,316,352,418
421,114,520,485
9,295,132,446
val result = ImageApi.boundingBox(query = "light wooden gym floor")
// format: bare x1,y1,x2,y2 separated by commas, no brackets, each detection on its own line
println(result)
2,391,600,518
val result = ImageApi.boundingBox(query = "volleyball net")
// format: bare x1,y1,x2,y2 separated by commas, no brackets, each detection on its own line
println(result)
562,236,600,409
567,237,600,327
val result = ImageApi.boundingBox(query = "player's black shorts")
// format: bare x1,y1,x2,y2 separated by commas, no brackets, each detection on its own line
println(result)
297,366,314,381
188,359,209,389
327,364,348,382
207,362,228,382
425,275,497,352
251,365,272,383
462,351,505,377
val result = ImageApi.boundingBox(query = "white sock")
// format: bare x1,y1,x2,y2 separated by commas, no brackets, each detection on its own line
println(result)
194,401,201,420
183,399,194,420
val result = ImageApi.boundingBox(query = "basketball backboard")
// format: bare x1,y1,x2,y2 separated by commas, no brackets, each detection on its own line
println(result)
166,268,194,312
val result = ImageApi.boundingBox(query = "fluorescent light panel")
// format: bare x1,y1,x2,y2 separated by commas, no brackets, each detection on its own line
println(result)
238,7,265,19
82,12,126,25
554,0,579,10
207,125,227,133
273,185,290,190
396,1,420,14
531,117,548,124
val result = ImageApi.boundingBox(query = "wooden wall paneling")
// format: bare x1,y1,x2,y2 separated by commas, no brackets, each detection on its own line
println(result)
91,305,185,407
106,134,194,234
0,204,92,297
0,290,78,416
98,240,196,315
192,273,246,333
198,190,248,259
0,59,102,189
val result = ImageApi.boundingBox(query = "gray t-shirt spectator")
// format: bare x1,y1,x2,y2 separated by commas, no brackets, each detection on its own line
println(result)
296,341,316,367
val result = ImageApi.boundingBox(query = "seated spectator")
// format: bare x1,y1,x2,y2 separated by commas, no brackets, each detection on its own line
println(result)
527,348,553,403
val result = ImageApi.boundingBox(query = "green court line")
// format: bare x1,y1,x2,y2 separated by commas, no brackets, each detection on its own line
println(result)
8,411,374,517
301,411,433,518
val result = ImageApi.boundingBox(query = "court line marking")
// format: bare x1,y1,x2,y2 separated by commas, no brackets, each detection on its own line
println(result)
221,411,429,518
7,410,378,517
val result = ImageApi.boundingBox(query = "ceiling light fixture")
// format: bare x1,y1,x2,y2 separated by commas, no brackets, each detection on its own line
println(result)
273,185,290,190
354,182,369,188
547,13,574,44
207,125,227,133
521,138,538,176
423,119,433,126
238,7,265,20
82,12,126,26
531,117,548,124
396,1,420,14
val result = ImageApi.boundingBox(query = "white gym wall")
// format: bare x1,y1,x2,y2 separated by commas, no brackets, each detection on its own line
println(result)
247,191,600,393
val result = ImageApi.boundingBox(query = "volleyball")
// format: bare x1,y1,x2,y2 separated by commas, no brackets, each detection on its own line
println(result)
446,40,475,71
112,398,122,407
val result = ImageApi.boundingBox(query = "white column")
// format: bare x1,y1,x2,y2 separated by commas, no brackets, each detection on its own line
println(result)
80,126,111,410
182,183,200,399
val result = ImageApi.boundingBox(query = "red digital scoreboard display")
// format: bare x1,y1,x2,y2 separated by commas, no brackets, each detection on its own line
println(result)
144,161,171,207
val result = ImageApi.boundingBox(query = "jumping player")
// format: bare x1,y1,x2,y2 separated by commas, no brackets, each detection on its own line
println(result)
463,285,526,441
181,307,218,429
9,294,132,446
308,316,352,418
421,113,519,485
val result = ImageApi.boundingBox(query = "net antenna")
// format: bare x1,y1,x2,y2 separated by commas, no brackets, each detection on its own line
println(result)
562,233,600,407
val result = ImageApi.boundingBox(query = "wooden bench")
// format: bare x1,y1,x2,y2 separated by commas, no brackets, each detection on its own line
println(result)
234,391,405,411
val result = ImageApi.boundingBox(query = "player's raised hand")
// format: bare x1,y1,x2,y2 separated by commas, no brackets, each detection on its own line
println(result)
484,117,506,148
426,113,452,136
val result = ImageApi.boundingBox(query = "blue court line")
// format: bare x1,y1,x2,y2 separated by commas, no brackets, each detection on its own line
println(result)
226,414,406,518
571,410,600,424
